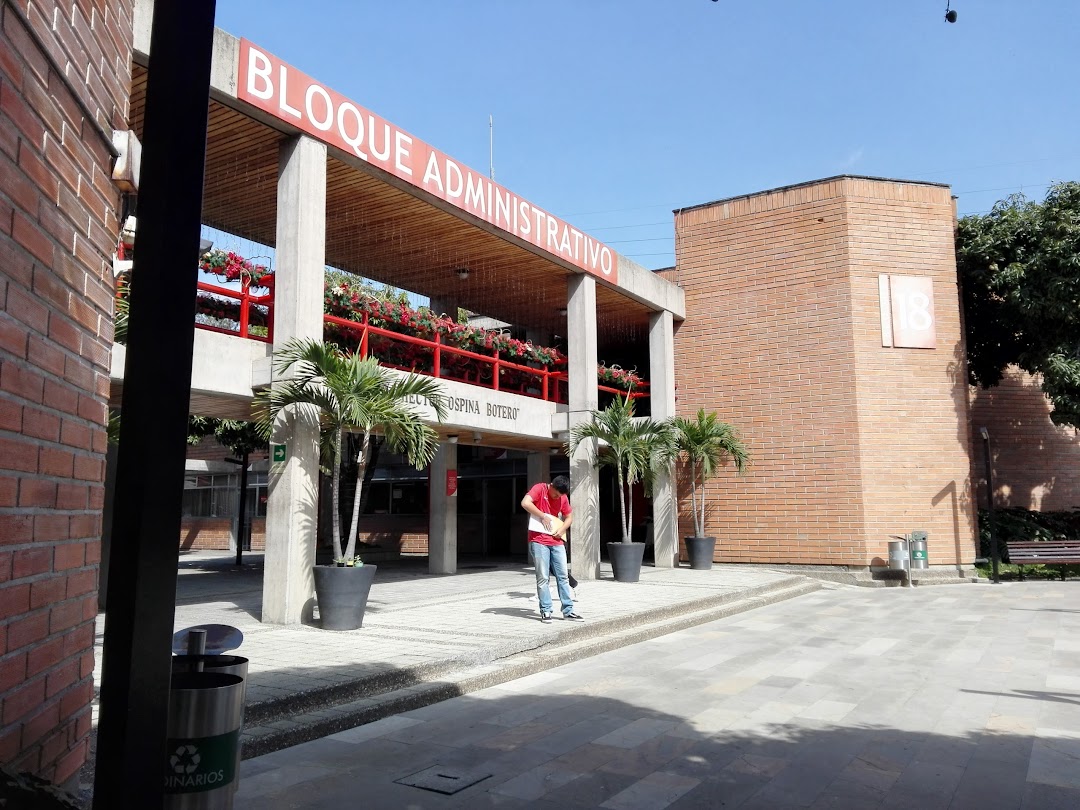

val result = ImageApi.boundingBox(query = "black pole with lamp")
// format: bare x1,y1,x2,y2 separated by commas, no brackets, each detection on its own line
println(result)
979,427,1000,584
92,1,216,805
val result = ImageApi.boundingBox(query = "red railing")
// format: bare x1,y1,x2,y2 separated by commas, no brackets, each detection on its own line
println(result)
194,277,274,343
190,286,647,403
323,312,647,404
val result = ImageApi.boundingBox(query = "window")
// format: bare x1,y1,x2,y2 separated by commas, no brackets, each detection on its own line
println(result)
182,470,269,518
361,481,428,515
182,473,236,517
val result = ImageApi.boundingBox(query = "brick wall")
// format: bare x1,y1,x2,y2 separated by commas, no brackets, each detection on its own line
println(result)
672,176,976,568
0,0,133,786
969,367,1080,512
179,517,267,552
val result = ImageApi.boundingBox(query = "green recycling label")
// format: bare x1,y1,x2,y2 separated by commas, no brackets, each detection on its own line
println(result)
164,730,239,794
911,548,928,560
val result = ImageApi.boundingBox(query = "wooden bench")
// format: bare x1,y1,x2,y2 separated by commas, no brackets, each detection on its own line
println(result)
1005,541,1080,580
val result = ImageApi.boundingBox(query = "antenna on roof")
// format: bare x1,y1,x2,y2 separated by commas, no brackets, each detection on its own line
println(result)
489,114,495,181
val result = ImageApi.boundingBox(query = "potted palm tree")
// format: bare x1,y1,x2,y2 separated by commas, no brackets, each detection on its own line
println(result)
568,396,676,582
672,409,749,570
257,338,447,630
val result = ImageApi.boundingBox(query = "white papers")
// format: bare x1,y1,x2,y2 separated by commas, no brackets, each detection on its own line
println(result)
528,514,565,536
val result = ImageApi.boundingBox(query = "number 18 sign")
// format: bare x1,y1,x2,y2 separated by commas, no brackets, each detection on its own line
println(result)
879,275,936,349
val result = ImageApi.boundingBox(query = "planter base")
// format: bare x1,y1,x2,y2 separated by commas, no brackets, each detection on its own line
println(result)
607,542,646,582
312,564,377,631
685,536,717,570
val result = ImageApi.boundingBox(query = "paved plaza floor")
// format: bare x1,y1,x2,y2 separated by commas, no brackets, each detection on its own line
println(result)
232,579,1080,809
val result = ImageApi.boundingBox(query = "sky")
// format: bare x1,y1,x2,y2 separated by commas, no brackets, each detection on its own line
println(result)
208,0,1080,272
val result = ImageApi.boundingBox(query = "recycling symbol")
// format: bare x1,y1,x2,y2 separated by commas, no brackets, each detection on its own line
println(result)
170,745,200,774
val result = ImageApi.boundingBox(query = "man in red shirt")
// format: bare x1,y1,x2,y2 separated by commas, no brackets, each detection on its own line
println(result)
521,475,582,623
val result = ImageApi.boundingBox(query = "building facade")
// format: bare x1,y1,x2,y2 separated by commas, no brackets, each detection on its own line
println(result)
2,0,1080,792
669,177,978,570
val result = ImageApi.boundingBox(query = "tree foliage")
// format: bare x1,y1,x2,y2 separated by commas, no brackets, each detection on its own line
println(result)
255,338,447,563
672,409,749,539
957,181,1080,428
568,396,676,544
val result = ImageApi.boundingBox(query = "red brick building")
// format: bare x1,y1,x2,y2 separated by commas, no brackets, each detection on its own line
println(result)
2,0,1079,793
669,177,978,570
0,0,133,787
969,368,1080,513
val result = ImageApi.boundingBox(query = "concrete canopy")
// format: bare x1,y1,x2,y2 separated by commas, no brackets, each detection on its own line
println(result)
126,47,683,353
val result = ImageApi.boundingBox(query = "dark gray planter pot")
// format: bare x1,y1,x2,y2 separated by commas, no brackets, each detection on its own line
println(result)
607,542,646,582
685,536,717,570
312,564,377,630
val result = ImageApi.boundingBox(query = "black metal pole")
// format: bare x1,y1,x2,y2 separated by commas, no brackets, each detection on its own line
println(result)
93,2,216,807
980,427,1000,584
237,450,250,566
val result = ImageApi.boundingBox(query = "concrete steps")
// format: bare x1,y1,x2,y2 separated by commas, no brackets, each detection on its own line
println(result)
239,576,820,758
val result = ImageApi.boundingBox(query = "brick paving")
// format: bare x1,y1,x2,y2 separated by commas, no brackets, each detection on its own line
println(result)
83,552,816,804
232,580,1080,809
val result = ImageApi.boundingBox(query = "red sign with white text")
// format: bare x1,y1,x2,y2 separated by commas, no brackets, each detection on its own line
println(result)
446,470,458,497
237,40,617,283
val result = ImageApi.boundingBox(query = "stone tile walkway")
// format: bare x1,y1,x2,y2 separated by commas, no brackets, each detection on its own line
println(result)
232,580,1080,809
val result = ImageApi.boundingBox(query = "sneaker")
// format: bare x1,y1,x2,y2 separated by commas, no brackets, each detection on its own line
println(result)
540,612,553,624
563,612,584,621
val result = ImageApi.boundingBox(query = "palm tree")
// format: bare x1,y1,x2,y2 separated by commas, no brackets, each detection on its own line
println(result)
568,396,676,544
672,409,749,538
256,338,447,564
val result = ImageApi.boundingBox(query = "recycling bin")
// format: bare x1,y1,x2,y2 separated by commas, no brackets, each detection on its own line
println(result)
164,671,244,809
909,531,929,570
173,655,249,708
888,539,909,571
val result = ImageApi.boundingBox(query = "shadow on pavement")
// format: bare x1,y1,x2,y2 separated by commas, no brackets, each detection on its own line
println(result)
233,690,1080,809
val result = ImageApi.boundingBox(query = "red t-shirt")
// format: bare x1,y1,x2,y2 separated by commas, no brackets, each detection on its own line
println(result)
526,482,572,547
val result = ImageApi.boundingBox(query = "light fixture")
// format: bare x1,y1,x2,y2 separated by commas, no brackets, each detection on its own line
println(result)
447,434,458,444
455,267,470,280
944,1,957,22
472,432,482,444
549,446,560,456
557,307,568,317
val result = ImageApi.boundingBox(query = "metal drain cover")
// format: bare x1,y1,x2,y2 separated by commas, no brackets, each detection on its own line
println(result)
395,765,492,795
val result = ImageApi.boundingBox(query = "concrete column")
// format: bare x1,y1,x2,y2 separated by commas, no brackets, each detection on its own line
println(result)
429,441,458,574
526,451,551,489
649,310,678,568
567,275,600,579
262,135,327,625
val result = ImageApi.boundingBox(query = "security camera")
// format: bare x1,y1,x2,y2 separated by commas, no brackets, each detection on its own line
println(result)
945,9,957,22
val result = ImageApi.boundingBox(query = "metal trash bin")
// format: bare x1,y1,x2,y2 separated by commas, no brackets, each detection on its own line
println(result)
909,531,929,570
165,671,244,809
888,538,910,571
173,655,249,707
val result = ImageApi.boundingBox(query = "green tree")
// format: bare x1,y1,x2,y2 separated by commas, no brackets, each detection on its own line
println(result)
958,181,1080,428
568,396,676,544
256,338,447,563
672,409,749,538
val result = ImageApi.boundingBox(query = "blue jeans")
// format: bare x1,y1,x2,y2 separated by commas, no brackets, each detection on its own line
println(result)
531,541,575,616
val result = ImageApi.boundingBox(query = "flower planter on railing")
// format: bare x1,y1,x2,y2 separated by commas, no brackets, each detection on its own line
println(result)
194,276,274,343
116,253,649,401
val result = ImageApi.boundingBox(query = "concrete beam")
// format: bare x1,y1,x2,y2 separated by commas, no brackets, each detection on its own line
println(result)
615,254,686,320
